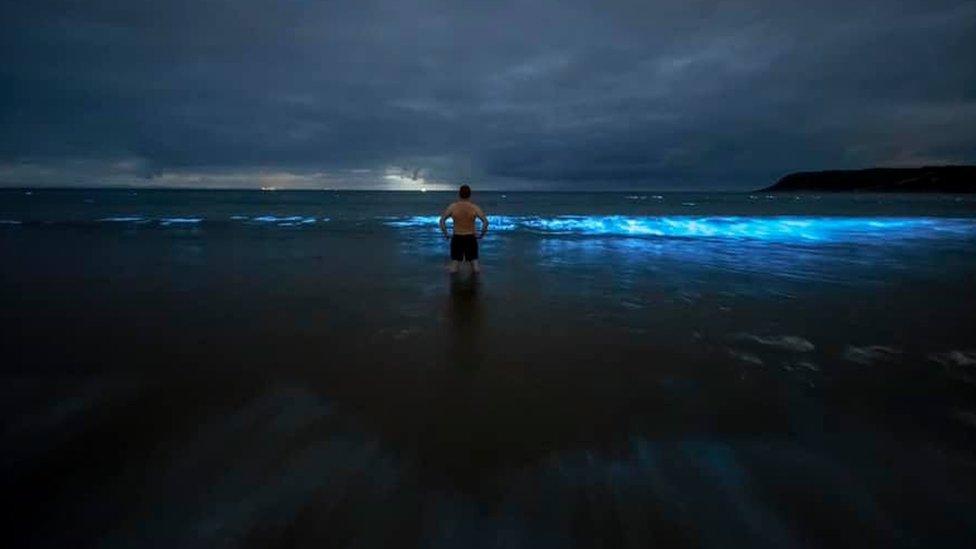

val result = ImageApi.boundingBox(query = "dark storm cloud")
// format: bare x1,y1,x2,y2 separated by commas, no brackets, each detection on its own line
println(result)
1,0,974,189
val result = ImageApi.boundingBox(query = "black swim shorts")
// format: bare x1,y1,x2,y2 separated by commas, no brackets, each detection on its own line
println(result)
450,234,479,261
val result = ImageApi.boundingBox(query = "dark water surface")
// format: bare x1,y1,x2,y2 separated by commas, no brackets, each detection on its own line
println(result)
2,189,976,547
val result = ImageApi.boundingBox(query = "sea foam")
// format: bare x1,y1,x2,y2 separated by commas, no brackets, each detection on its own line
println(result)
99,216,146,222
735,334,815,352
383,215,976,242
843,345,902,365
160,217,202,225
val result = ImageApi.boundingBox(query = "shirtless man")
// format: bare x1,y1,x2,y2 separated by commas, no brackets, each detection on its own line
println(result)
439,184,489,273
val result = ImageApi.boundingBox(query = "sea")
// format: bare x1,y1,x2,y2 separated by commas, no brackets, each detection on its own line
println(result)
2,188,975,547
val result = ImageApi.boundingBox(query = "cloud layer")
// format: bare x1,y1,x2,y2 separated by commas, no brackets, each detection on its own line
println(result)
1,0,974,189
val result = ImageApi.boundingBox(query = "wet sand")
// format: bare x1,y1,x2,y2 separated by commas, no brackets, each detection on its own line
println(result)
2,191,975,547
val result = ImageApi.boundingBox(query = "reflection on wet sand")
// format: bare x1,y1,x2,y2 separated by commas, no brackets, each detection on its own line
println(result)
5,189,976,546
446,272,483,371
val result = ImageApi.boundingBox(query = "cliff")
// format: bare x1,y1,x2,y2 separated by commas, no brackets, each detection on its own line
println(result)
762,166,976,193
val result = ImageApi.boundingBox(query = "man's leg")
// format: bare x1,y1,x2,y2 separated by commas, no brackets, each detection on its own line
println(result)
468,236,481,273
449,235,461,273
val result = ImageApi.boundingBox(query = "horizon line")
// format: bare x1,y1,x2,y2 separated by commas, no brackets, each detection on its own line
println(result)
0,185,763,193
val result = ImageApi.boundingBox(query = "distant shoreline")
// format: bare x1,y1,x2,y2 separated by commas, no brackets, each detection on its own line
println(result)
762,166,976,193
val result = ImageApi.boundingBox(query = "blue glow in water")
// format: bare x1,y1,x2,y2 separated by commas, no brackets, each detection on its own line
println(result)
160,217,202,226
384,217,435,228
254,215,299,222
383,215,976,242
99,216,146,222
251,215,318,225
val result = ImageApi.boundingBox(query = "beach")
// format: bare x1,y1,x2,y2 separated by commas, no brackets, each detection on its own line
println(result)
2,189,976,547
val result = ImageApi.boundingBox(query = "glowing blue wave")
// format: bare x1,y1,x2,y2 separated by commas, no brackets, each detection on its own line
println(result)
99,216,147,222
160,217,203,226
90,215,330,227
251,215,316,224
384,215,976,241
248,215,321,226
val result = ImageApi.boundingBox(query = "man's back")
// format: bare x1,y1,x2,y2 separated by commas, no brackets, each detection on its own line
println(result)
446,200,484,235
440,185,488,273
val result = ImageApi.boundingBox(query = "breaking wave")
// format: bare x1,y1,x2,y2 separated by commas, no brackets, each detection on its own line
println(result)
384,215,976,241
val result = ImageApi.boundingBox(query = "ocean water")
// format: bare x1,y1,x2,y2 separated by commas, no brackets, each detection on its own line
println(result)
2,189,976,547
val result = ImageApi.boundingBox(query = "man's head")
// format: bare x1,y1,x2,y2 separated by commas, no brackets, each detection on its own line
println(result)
459,184,471,199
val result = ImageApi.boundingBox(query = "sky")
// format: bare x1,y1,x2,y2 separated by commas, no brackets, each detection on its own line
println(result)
1,0,974,190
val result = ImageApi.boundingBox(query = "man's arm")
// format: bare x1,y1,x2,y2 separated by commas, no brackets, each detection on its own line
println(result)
476,206,489,238
439,205,452,239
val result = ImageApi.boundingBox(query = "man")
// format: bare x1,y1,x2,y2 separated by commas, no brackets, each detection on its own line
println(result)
439,184,489,273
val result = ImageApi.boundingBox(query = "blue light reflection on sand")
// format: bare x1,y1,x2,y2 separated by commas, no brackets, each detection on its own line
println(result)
386,215,976,242
533,236,864,284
